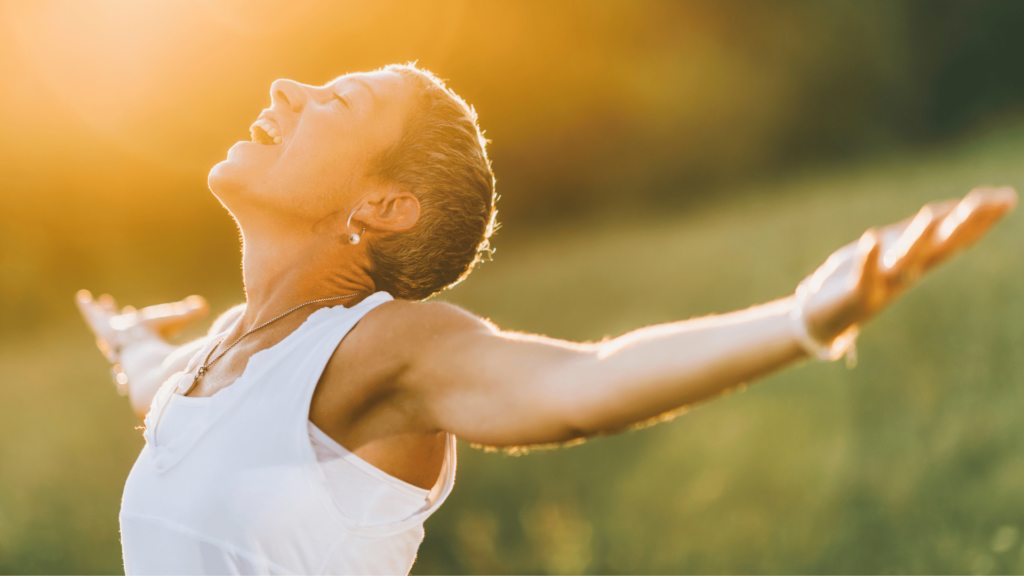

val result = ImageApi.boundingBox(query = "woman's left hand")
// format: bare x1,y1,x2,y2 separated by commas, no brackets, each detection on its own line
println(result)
800,186,1018,346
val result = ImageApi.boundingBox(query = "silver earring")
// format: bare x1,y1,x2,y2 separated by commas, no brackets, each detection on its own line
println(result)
346,211,366,245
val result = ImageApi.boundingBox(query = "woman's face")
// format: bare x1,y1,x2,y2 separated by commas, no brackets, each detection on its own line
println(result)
209,70,414,224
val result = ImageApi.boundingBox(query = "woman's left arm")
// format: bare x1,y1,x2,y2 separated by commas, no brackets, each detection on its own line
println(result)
401,187,1016,448
402,295,802,448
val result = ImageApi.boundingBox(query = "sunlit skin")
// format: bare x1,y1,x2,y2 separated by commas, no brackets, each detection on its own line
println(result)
77,70,1018,490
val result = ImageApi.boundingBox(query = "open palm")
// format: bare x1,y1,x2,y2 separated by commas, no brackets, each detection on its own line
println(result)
76,291,209,360
801,186,1017,346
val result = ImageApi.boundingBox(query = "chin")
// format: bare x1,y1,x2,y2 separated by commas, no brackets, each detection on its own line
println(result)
208,160,238,201
207,160,256,220
208,159,233,191
208,143,255,198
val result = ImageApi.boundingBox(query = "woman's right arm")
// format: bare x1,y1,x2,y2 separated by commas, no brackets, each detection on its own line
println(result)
76,292,244,418
119,337,203,417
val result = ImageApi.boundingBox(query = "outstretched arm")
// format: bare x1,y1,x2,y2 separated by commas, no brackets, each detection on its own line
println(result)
403,187,1017,448
404,296,802,447
76,293,244,418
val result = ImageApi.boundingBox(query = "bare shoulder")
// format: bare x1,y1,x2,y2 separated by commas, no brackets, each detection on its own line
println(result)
371,299,490,331
324,299,493,391
209,303,246,335
349,299,495,360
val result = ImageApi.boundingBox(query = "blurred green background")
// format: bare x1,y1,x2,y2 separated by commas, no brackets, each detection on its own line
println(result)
1,0,1023,573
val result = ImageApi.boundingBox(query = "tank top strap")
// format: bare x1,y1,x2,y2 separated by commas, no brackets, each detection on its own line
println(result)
261,291,396,433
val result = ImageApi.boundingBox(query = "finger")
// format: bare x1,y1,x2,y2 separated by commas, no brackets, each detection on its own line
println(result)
75,290,106,332
76,292,108,325
76,289,93,305
877,214,915,250
928,186,1018,267
851,229,883,316
99,293,118,314
882,204,946,282
139,295,210,338
75,289,95,320
139,295,209,322
854,228,881,291
921,198,960,222
175,296,210,324
883,205,934,271
183,295,209,314
937,187,1018,243
967,185,1018,210
74,290,118,345
169,295,209,318
876,199,957,258
835,227,884,319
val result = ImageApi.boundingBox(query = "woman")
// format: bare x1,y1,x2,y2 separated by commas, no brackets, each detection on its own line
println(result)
77,63,1016,574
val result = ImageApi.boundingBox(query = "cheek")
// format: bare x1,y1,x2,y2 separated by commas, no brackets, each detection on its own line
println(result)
281,140,365,193
261,156,350,218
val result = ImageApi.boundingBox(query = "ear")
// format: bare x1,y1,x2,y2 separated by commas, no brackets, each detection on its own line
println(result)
352,183,421,235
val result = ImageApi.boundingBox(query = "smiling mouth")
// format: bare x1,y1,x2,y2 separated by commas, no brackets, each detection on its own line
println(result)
249,117,282,145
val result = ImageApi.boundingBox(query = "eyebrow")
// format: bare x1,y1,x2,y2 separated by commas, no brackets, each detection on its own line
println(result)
346,77,377,102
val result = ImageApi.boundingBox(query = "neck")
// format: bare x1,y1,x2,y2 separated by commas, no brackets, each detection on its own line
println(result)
236,218,376,330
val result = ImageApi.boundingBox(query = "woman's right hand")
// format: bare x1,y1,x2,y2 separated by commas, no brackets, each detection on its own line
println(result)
77,291,210,416
76,290,209,361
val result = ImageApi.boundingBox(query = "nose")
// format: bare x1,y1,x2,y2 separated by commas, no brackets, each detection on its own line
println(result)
270,79,308,113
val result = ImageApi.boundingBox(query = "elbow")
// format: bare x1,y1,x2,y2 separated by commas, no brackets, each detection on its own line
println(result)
550,417,594,444
545,389,610,441
559,409,615,440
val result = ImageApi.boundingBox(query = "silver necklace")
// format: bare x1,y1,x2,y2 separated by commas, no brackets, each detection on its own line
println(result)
175,292,363,395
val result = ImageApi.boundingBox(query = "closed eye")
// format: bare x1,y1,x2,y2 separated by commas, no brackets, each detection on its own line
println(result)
333,93,352,109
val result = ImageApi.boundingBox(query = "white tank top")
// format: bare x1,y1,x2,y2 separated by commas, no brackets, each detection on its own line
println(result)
120,292,457,575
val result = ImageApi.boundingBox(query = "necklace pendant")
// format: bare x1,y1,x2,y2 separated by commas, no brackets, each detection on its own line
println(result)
175,372,197,395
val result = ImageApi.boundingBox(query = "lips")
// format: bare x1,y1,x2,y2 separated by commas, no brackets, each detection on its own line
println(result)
249,116,282,145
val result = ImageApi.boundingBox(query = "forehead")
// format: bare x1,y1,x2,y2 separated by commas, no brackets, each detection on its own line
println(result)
328,70,411,100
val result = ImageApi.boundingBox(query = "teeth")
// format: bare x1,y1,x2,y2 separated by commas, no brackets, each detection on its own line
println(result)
248,117,283,145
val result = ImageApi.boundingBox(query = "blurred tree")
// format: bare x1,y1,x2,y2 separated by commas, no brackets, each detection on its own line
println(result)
904,0,1024,137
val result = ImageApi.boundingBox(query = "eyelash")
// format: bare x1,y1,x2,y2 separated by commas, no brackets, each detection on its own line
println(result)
333,94,352,108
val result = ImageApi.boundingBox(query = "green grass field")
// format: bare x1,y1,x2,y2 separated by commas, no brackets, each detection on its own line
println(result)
2,124,1023,574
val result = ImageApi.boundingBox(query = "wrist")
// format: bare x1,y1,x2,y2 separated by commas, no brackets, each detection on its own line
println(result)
789,283,859,363
101,320,162,363
100,323,169,397
114,338,178,401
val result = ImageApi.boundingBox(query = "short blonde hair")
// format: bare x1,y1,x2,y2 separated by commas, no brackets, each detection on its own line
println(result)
367,63,497,300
